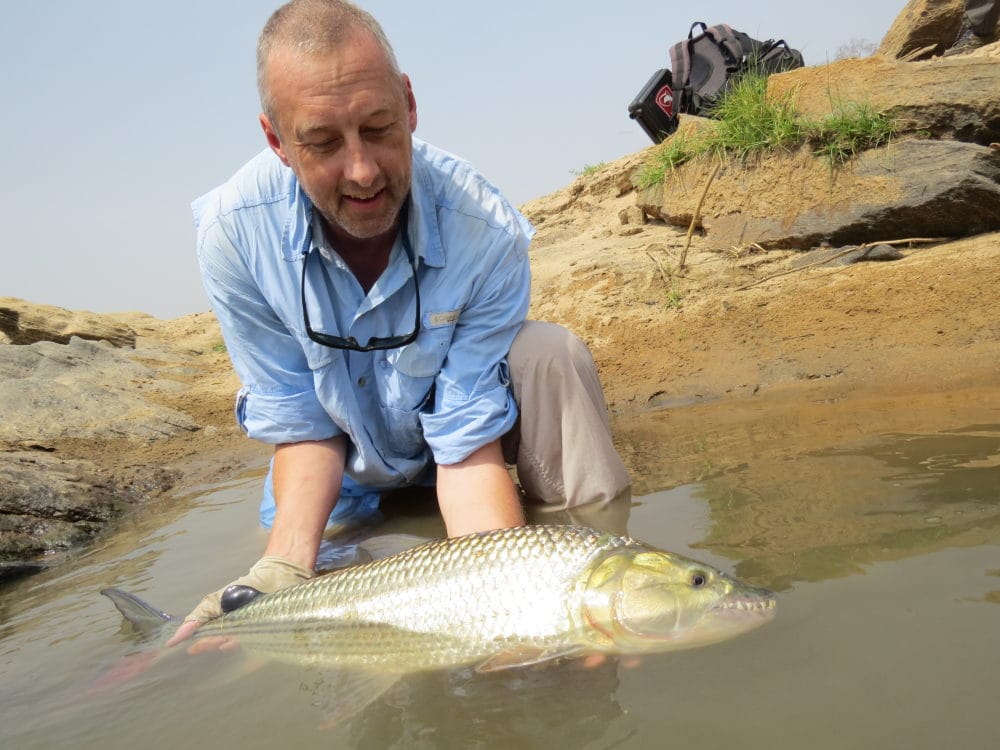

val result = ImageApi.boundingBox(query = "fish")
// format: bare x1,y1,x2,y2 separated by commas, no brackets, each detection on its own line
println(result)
102,524,775,722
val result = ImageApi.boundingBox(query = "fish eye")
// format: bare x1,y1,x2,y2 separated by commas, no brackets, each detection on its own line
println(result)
691,572,708,588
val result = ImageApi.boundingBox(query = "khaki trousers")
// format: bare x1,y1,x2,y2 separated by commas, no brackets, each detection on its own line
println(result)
502,321,631,509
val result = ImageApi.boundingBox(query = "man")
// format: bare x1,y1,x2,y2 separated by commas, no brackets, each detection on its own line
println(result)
945,0,999,55
169,0,629,645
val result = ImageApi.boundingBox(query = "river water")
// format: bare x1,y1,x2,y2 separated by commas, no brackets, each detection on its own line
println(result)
1,411,998,749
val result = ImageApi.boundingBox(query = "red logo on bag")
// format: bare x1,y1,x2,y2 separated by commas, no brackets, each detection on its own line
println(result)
655,85,674,116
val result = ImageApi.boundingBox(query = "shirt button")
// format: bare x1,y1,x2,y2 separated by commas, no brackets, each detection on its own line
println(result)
357,376,366,387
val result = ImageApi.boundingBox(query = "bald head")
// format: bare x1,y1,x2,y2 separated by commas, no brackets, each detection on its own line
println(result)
257,0,400,122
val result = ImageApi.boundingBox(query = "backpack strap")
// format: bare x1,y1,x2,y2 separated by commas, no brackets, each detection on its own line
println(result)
687,21,708,39
751,38,805,74
669,28,696,100
670,21,721,110
704,23,748,69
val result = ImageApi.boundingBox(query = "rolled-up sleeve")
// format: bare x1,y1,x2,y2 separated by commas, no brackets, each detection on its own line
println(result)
194,201,341,445
420,220,531,465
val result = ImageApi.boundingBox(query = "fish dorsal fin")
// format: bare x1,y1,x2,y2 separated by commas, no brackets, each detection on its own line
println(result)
307,669,402,727
475,645,586,673
358,533,434,561
101,588,174,632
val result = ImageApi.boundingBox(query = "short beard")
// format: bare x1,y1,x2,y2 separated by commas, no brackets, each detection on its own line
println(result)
316,193,404,243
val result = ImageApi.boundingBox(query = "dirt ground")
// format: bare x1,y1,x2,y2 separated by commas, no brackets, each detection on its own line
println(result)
97,149,1000,496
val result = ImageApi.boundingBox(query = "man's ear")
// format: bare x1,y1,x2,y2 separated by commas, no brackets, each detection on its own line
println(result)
260,113,292,167
402,74,418,133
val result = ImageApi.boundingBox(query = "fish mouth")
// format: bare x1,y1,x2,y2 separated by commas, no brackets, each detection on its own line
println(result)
716,587,777,617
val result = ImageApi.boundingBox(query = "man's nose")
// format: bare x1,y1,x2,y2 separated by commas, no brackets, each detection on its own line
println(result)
343,140,378,187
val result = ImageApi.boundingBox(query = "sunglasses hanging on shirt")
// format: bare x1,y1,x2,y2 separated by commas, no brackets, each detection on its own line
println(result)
301,199,420,352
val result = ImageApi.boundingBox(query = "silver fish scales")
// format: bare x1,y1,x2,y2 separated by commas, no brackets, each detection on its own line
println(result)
195,524,776,672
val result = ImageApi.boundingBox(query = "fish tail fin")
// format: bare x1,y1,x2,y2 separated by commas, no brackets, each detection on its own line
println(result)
83,589,177,701
101,587,174,633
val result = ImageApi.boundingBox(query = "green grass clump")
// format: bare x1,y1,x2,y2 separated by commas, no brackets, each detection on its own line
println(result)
704,74,805,160
636,73,895,188
664,286,683,309
636,130,706,189
809,102,895,165
571,162,608,177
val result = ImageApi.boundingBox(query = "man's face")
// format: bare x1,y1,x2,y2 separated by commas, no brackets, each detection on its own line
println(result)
261,32,417,245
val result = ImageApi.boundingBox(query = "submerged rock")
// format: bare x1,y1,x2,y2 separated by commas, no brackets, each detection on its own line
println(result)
0,449,178,581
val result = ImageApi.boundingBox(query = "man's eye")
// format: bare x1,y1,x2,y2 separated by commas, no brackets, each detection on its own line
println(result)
309,139,340,151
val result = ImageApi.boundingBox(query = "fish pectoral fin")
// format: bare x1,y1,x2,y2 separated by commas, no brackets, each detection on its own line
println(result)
101,588,174,635
314,541,372,572
475,645,586,673
306,668,402,728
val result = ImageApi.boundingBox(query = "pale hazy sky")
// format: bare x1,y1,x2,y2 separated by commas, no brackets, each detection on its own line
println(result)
2,1,905,319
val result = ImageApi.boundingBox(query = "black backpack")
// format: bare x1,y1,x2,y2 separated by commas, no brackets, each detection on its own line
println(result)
629,22,805,143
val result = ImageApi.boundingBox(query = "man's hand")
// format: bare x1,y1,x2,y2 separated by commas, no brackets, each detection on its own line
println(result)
168,438,344,650
165,556,314,648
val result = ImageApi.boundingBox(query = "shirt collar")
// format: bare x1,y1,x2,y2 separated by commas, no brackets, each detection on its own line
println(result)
406,145,445,269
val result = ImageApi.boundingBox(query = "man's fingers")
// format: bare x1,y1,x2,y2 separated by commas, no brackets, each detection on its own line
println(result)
167,556,314,651
580,654,643,669
186,635,239,655
165,620,201,648
165,620,241,655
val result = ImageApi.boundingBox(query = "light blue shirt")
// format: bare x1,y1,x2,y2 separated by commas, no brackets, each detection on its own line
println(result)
193,138,533,491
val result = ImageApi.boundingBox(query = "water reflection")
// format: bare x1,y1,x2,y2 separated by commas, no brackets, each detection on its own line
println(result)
855,425,1000,504
335,659,625,749
689,424,1000,589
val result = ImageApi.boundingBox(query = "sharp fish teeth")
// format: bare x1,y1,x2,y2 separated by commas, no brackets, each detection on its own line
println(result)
722,596,775,612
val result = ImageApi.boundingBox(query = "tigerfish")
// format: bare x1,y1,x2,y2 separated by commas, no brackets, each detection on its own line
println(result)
103,525,775,720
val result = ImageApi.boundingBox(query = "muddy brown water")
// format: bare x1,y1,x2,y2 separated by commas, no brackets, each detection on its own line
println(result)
1,400,998,749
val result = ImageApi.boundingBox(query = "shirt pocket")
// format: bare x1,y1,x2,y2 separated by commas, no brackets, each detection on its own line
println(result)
296,334,342,371
386,317,455,379
380,386,435,459
379,317,456,437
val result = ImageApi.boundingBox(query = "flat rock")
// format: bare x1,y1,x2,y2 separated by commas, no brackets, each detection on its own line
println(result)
637,139,1000,252
0,335,199,443
768,55,1000,145
0,297,136,348
786,243,905,269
